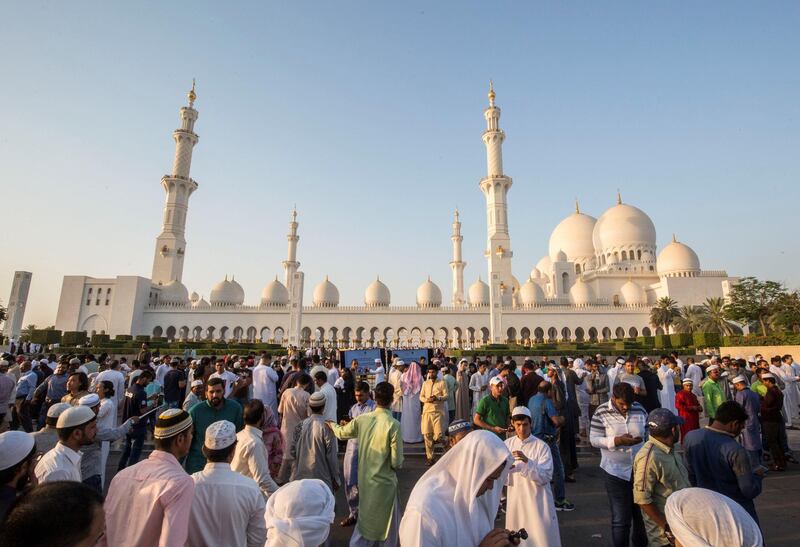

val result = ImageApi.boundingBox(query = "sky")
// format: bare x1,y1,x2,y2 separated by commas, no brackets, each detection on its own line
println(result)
1,1,799,327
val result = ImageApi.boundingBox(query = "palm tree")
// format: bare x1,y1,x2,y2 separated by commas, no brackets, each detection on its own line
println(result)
650,297,678,334
673,305,704,334
700,297,740,335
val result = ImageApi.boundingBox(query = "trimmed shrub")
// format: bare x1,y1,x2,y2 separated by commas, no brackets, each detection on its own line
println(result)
637,336,655,347
654,334,672,349
693,332,721,348
30,329,62,345
90,334,110,346
115,334,133,341
135,335,151,342
62,331,88,346
670,333,693,348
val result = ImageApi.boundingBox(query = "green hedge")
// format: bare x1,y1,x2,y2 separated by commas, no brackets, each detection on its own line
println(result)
654,335,672,348
115,334,133,341
90,334,110,346
62,331,88,346
636,336,655,347
135,335,151,342
721,334,800,346
693,332,721,347
30,329,62,345
670,333,693,347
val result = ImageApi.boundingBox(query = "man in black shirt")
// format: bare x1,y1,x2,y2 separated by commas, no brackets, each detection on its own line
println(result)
637,360,663,413
163,358,187,409
118,370,154,470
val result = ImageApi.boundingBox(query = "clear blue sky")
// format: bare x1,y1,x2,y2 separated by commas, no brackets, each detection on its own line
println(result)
2,1,799,327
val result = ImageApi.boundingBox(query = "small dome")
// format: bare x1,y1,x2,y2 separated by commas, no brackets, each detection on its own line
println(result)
261,277,289,307
554,249,568,263
658,236,701,276
209,275,245,306
530,267,542,280
619,279,647,306
158,280,189,305
549,209,597,263
365,277,391,307
520,277,545,307
468,277,489,307
189,291,199,302
569,277,595,307
592,200,657,256
536,256,552,276
417,277,442,308
192,296,210,308
313,276,340,307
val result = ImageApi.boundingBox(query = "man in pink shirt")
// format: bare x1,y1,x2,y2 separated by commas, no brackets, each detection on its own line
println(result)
102,408,195,546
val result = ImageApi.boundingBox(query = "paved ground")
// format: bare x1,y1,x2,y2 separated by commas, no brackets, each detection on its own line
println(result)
105,433,800,546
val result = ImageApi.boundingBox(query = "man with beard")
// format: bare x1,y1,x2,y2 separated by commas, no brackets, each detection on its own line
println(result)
420,365,448,465
632,409,690,547
35,405,97,483
0,431,38,520
185,377,243,473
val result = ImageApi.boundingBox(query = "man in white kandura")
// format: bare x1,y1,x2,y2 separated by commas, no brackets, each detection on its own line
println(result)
505,406,561,546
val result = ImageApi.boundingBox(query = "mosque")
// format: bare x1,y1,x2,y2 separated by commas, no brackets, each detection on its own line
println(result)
55,82,736,348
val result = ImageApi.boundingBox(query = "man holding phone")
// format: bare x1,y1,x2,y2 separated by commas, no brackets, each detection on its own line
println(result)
590,382,649,547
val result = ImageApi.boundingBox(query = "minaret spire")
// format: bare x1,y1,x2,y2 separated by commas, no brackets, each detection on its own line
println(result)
575,199,580,214
283,208,300,293
151,83,200,285
617,189,622,205
450,208,466,306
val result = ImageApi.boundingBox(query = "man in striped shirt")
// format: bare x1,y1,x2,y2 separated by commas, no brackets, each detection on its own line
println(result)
590,382,649,547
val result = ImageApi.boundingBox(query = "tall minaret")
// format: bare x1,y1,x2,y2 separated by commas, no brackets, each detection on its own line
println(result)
283,208,300,293
450,209,466,306
151,81,200,285
480,81,514,317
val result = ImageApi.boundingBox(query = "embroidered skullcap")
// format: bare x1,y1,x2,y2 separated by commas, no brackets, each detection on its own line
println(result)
154,408,193,439
204,420,236,450
191,379,203,387
47,402,72,418
309,391,326,408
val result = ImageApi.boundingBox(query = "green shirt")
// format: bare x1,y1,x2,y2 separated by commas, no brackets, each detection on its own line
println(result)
633,437,691,546
475,394,509,437
185,399,244,473
750,379,767,397
444,374,457,410
702,379,725,419
331,407,403,541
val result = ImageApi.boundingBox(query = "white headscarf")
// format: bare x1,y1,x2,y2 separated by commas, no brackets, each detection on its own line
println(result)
665,488,763,547
403,430,513,545
264,479,335,547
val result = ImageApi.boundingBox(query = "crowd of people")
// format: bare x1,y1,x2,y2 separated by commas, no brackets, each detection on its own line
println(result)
0,344,791,546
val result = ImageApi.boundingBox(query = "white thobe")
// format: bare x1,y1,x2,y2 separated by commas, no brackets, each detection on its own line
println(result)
97,398,116,485
326,366,339,386
187,462,267,547
389,368,403,413
401,389,423,443
209,370,239,398
685,364,704,398
155,363,169,386
505,434,561,547
607,365,622,389
657,365,677,413
371,365,386,384
232,425,280,499
319,382,338,423
35,442,82,483
780,364,799,422
252,363,279,416
469,371,488,413
95,369,126,424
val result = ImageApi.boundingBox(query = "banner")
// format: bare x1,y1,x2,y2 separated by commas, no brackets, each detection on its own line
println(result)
389,348,431,366
342,349,386,375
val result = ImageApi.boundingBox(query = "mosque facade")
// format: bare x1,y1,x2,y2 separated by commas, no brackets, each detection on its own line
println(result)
55,84,736,348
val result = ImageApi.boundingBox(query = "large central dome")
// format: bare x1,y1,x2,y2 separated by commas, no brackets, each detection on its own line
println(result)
549,206,597,264
592,198,656,259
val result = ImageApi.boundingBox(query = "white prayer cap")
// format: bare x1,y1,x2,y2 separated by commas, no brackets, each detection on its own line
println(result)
732,375,747,385
309,391,326,408
374,358,382,364
204,420,236,450
47,402,72,419
511,406,531,419
682,378,694,385
265,479,335,547
69,357,81,366
567,356,574,363
616,358,626,365
0,431,35,471
761,373,776,380
191,379,203,387
747,355,756,363
57,406,96,429
395,360,405,367
706,364,720,372
459,358,468,363
78,393,101,408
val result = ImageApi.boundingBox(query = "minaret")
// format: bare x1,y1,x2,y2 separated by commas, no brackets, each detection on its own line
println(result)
480,81,514,322
151,81,200,285
283,208,300,293
450,209,466,306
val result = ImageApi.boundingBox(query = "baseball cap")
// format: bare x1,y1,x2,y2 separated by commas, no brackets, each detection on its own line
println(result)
647,408,684,430
489,376,505,386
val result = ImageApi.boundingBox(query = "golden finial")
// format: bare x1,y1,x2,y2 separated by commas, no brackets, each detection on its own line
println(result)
575,199,580,214
454,208,460,221
672,233,677,243
616,189,622,205
488,79,495,106
187,78,197,107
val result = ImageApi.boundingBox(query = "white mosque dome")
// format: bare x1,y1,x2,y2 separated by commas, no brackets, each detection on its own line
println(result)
417,277,442,308
192,296,210,308
619,279,647,306
210,276,245,306
520,277,545,307
530,267,542,280
468,277,489,307
592,199,656,256
313,276,340,307
658,236,701,276
536,255,552,276
158,280,189,305
549,209,597,263
569,277,595,307
364,277,391,307
189,291,199,303
261,277,289,307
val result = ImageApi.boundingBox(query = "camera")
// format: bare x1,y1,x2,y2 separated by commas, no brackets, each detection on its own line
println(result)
508,528,528,541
